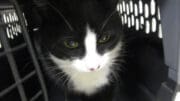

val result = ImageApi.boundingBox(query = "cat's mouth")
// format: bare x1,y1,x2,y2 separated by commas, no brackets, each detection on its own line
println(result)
89,65,100,71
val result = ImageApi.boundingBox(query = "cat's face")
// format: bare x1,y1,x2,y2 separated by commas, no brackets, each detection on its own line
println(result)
39,0,123,73
50,25,122,73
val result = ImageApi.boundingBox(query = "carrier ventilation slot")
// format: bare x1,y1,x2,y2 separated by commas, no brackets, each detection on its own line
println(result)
117,0,163,38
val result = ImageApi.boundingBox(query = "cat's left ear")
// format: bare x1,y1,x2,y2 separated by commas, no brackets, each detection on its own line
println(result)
98,0,120,10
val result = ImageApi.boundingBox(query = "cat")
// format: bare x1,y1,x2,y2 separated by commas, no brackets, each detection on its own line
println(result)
32,0,126,100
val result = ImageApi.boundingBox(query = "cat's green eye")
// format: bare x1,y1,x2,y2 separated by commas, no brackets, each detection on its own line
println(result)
64,40,79,49
98,34,111,44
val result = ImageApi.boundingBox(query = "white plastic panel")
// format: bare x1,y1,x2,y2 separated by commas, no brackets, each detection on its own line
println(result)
159,0,180,84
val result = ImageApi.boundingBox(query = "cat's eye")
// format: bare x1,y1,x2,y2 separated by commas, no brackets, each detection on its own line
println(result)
98,34,111,44
64,40,79,49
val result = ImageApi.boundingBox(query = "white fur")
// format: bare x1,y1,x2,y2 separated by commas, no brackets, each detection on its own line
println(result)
72,27,102,72
50,26,123,95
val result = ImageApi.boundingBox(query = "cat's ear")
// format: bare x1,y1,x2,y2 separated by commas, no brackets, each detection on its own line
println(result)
98,0,119,10
33,0,48,7
20,0,48,29
33,0,49,20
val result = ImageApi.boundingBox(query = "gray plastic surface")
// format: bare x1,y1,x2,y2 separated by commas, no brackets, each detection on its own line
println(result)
159,0,180,84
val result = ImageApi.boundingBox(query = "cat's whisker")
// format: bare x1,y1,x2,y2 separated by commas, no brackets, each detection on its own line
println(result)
46,66,58,70
62,77,71,87
55,72,67,80
37,56,53,63
53,73,69,87
110,70,120,82
113,63,126,72
112,57,125,63
54,71,64,76
54,78,63,87
45,67,59,72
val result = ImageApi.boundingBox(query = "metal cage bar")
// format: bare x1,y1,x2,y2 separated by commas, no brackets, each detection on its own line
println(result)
0,70,36,97
9,0,49,101
0,0,49,101
0,21,27,101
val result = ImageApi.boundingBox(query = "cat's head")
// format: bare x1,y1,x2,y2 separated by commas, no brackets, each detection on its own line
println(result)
37,0,124,73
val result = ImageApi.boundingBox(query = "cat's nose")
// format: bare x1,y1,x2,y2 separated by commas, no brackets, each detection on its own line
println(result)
89,65,100,71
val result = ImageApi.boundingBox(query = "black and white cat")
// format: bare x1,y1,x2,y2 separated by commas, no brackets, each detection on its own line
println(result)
33,0,126,100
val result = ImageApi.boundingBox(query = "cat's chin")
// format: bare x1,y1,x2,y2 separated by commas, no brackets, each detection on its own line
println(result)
66,67,110,96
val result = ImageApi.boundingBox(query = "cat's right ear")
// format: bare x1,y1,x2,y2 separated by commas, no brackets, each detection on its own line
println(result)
22,0,49,28
98,0,120,11
33,0,50,20
33,0,48,7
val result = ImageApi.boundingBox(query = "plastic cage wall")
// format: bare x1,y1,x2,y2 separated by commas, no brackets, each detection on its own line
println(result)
0,0,48,101
116,0,179,101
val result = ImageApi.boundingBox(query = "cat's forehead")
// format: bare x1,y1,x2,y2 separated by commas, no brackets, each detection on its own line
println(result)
50,0,117,30
59,24,98,38
41,0,122,41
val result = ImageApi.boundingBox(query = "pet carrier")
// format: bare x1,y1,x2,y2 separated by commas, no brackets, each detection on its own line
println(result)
0,0,179,101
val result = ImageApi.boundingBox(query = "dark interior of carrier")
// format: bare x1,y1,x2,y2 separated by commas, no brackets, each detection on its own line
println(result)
0,0,179,101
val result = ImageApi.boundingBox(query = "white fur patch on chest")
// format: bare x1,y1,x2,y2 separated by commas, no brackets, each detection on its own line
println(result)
69,67,110,95
50,55,111,95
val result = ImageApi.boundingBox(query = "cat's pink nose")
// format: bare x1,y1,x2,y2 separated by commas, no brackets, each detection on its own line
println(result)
89,66,100,71
89,68,95,71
